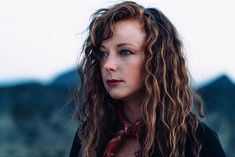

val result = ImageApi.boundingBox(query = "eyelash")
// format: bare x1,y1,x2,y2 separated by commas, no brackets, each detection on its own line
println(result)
99,49,132,59
119,49,132,56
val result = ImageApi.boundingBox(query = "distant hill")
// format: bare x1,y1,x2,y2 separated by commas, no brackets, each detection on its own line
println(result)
197,74,235,155
0,70,234,157
0,69,80,157
199,74,235,90
197,74,235,113
51,68,80,88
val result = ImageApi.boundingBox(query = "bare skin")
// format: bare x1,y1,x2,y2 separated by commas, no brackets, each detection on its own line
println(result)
115,138,141,157
122,91,143,123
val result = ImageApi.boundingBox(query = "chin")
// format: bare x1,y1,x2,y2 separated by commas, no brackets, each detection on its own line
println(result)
108,92,125,100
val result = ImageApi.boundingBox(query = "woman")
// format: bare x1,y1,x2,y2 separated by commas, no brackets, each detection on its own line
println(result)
69,1,226,157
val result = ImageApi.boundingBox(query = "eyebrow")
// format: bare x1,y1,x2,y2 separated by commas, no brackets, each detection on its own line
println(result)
117,43,138,48
100,43,138,49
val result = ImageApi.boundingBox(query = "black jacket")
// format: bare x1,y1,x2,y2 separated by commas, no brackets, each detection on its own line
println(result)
69,122,226,157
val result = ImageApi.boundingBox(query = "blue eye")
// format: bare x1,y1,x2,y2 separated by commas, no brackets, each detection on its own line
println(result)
99,51,109,58
120,49,131,56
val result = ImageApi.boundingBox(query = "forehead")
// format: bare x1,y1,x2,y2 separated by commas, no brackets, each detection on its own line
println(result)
101,19,146,48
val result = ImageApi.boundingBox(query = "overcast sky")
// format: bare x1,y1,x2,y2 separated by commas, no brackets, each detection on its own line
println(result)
1,0,235,85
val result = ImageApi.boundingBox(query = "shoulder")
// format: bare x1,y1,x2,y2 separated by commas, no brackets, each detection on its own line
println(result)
197,122,226,157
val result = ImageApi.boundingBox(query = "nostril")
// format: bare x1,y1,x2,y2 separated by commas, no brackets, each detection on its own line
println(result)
104,62,116,72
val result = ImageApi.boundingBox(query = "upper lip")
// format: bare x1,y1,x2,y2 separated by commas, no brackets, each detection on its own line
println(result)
106,79,123,83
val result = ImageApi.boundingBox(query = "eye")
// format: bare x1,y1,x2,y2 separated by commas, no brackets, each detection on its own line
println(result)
99,50,109,58
120,49,132,56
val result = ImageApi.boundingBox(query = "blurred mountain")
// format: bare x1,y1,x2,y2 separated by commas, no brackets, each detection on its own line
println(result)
197,74,235,156
0,69,79,157
0,71,234,156
199,74,235,90
51,69,80,88
197,74,235,113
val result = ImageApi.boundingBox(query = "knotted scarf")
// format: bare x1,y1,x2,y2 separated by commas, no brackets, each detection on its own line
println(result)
103,106,143,157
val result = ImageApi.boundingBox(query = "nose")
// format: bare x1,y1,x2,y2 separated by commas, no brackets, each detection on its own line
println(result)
103,53,117,72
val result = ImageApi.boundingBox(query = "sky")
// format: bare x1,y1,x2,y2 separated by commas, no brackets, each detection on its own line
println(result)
1,0,235,86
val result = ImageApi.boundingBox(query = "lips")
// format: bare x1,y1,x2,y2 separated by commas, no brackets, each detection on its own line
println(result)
106,79,123,87
107,79,123,83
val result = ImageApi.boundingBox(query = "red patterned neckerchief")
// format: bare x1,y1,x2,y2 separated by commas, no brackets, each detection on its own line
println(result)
103,106,143,157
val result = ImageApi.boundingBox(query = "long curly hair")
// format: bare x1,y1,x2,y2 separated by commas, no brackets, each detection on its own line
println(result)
74,1,204,157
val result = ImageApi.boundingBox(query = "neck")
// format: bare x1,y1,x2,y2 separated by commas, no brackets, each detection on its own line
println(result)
122,99,143,123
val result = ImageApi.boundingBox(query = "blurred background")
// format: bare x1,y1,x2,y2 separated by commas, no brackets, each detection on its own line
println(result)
0,0,234,156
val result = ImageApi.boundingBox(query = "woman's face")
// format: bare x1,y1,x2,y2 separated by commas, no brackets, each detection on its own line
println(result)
100,19,146,102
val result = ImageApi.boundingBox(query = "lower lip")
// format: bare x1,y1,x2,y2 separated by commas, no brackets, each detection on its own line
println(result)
107,81,122,87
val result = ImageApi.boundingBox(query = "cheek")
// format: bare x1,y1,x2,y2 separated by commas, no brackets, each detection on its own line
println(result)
127,64,145,85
